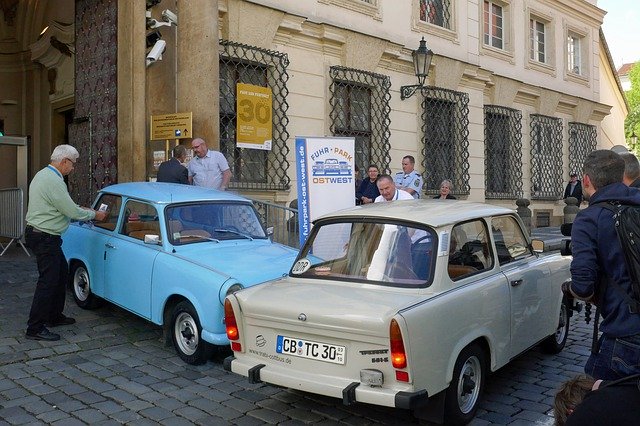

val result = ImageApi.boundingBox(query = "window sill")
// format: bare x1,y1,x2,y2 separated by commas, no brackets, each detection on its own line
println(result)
412,19,458,43
564,71,590,87
318,0,382,20
480,45,515,64
526,59,556,77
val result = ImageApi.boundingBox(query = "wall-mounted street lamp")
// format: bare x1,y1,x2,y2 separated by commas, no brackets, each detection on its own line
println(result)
400,37,434,100
631,131,638,151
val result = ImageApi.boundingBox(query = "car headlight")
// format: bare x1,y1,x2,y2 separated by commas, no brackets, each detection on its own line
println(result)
226,283,243,296
219,282,244,305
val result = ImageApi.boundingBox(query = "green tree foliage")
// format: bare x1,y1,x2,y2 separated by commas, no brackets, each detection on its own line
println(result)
625,63,640,153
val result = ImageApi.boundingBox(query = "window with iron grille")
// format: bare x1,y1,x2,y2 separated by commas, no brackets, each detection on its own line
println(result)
421,87,470,196
530,114,563,200
329,66,391,173
568,122,597,176
420,0,451,29
219,40,290,191
484,105,523,199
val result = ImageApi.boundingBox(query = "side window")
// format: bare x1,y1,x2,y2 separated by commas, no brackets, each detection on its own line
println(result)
93,194,122,231
448,219,493,281
491,215,532,265
119,200,160,240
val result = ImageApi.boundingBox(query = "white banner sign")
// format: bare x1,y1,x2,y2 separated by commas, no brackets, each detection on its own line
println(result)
295,137,355,247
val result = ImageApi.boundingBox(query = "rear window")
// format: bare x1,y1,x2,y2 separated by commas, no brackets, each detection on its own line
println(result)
291,220,437,287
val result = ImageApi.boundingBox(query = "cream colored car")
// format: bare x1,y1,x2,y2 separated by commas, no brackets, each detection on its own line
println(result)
223,200,571,425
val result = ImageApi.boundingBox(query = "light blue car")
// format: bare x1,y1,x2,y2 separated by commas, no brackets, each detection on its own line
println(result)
62,182,298,365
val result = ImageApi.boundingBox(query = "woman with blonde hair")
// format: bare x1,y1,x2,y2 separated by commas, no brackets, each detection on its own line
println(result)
433,179,456,199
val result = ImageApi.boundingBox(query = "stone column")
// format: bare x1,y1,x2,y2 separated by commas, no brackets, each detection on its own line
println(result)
117,0,147,182
563,197,580,223
177,0,219,147
516,198,532,235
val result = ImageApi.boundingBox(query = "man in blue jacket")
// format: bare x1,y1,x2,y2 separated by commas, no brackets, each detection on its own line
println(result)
567,149,640,380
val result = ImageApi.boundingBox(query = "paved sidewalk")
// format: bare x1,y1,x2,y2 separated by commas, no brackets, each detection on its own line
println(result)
0,244,593,425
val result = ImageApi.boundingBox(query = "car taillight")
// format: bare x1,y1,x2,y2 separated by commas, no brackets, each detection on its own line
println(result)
225,299,241,351
390,319,407,370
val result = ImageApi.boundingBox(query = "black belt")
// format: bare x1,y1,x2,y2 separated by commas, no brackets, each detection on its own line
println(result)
26,225,45,234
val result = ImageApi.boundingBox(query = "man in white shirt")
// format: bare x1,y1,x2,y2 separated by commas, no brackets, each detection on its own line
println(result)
374,174,413,202
187,138,232,190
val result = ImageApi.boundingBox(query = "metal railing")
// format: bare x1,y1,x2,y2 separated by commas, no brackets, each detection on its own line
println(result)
250,198,300,250
0,188,30,256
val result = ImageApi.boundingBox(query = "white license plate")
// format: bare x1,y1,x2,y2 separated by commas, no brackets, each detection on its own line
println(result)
276,335,346,364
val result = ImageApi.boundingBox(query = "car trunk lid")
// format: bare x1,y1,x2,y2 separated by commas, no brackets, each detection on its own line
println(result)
235,278,423,336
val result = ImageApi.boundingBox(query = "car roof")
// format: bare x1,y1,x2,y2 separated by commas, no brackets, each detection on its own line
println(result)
99,182,251,204
316,199,515,228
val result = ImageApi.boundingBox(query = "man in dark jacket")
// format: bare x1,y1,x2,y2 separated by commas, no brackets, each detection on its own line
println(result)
567,149,640,380
157,145,188,184
563,173,583,204
620,152,640,188
357,164,381,204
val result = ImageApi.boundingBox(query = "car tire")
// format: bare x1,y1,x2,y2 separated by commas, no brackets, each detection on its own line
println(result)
70,262,102,309
170,300,212,365
444,343,486,426
541,297,570,354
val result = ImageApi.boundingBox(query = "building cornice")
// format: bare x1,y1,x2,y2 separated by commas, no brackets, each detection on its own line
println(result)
540,0,605,27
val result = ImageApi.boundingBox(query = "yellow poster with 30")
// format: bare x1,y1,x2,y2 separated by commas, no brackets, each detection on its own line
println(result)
236,83,273,150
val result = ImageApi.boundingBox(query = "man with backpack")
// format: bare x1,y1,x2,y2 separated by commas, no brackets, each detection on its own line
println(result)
564,149,640,380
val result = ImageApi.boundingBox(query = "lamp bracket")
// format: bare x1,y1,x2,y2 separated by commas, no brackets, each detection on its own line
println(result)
400,84,425,100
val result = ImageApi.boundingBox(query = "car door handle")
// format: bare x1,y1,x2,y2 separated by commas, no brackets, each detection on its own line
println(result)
510,279,523,287
105,243,115,249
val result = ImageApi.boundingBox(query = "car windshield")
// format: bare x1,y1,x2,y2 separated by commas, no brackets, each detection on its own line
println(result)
165,202,266,245
291,220,437,287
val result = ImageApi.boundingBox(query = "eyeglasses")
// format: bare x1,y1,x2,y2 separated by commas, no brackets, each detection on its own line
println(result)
65,158,76,165
192,143,204,149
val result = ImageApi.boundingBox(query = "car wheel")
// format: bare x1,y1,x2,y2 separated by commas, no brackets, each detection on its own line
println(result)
70,262,102,309
171,300,212,365
444,344,485,426
541,297,570,354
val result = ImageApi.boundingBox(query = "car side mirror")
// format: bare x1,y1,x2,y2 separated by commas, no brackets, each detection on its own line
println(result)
560,223,572,236
531,239,544,253
144,234,161,245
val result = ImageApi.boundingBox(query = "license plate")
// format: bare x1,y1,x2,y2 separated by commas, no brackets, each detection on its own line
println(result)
276,335,346,365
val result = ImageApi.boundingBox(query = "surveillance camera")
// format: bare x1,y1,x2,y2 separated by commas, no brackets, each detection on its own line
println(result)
162,9,178,26
146,39,166,66
147,18,171,29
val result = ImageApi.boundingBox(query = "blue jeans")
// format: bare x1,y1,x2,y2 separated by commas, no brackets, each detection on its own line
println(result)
585,334,640,380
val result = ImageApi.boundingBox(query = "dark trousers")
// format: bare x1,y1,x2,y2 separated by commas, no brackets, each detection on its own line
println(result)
586,333,640,380
25,226,68,334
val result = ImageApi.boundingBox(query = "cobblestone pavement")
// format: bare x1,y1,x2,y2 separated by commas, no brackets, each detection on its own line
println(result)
0,246,592,425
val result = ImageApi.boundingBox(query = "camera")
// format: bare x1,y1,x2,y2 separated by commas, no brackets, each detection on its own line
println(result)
146,39,166,66
162,9,178,26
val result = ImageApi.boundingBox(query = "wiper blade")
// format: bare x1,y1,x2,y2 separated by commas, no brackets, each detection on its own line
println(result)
213,228,254,240
180,234,220,243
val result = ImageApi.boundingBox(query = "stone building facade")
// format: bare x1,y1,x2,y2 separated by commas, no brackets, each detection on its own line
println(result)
0,0,629,225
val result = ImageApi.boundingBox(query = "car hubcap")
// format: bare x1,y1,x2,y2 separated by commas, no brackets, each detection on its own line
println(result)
556,304,568,344
74,268,89,301
174,312,198,356
457,356,481,414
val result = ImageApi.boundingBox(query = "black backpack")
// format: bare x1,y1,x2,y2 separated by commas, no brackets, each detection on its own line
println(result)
596,202,640,314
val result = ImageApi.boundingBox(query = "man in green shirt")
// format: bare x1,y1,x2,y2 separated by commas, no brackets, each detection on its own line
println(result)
25,144,107,341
